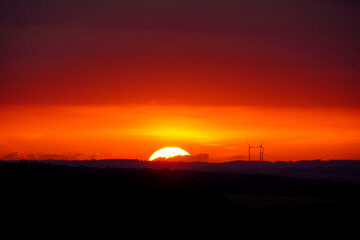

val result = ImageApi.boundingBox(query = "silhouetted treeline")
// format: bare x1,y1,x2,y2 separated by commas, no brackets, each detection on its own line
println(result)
5,159,359,183
0,161,359,231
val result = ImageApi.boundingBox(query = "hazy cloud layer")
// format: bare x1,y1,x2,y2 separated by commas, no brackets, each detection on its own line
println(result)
0,152,121,161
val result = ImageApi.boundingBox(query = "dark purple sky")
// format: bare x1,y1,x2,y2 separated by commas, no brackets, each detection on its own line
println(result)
0,0,359,107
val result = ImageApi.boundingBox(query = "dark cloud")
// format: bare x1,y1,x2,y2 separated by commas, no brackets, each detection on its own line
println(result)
0,152,112,160
224,155,248,161
0,152,20,160
153,153,210,162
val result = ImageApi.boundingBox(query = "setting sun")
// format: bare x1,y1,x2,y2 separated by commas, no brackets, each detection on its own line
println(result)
149,147,190,161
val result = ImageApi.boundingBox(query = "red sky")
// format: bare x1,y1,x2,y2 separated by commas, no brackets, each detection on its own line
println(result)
0,0,359,161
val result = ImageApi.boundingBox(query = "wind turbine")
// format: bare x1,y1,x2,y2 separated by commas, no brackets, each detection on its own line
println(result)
247,142,252,162
247,141,264,162
259,140,264,162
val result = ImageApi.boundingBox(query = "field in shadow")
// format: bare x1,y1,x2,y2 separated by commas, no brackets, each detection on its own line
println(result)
1,161,359,231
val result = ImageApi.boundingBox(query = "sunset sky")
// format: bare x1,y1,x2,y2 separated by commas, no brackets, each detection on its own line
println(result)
1,0,359,161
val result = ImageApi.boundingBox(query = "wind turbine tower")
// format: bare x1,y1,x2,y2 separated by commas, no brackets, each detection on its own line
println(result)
259,141,264,162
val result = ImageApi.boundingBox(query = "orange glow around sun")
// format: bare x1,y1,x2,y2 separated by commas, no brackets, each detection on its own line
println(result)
149,147,190,161
0,104,359,162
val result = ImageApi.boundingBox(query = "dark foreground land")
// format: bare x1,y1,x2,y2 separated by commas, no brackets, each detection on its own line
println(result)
1,161,359,232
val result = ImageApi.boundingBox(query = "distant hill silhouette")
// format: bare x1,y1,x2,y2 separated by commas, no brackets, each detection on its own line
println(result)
4,159,358,183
